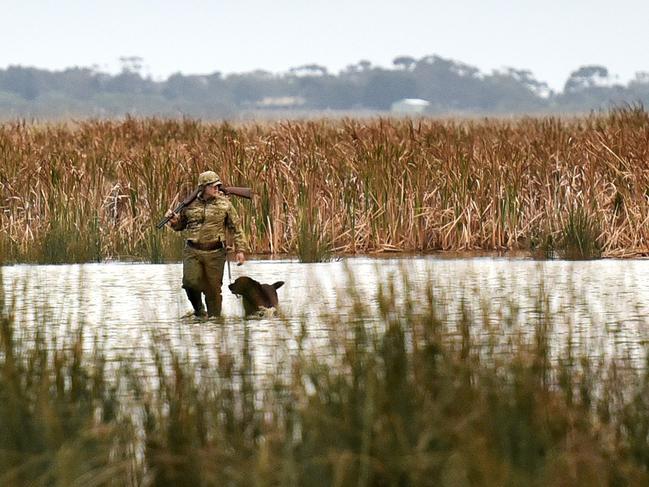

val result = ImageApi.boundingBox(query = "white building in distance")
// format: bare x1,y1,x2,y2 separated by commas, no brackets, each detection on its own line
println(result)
391,98,430,114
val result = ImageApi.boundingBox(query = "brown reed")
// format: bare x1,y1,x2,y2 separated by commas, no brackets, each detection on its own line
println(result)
1,108,649,263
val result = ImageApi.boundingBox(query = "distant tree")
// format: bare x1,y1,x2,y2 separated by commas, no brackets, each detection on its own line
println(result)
362,69,417,109
393,56,416,71
163,73,210,100
412,55,484,110
0,66,40,100
631,71,649,84
625,73,649,105
201,72,233,104
554,65,637,112
633,71,649,83
289,64,328,76
119,56,144,74
227,71,284,104
358,60,372,71
342,64,360,75
105,70,152,94
564,65,609,92
229,77,260,104
3,55,649,118
294,74,359,109
503,68,549,96
481,69,548,112
53,67,102,99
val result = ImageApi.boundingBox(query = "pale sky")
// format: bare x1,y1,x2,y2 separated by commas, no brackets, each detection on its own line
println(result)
2,0,648,91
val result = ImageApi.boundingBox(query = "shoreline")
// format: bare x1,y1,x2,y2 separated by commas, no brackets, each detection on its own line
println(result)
4,249,649,267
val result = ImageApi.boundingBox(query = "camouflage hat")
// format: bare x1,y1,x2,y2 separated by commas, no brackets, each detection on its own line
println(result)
197,170,222,187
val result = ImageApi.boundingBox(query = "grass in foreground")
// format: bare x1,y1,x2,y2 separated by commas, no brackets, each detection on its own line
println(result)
1,272,648,486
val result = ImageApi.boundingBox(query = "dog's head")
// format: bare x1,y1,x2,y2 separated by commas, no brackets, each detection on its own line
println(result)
229,277,284,295
228,276,257,295
229,277,284,316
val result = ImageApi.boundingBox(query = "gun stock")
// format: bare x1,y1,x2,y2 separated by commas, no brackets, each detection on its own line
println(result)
222,186,253,199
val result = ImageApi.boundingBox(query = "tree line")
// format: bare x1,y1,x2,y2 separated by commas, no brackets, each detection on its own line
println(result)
1,55,648,118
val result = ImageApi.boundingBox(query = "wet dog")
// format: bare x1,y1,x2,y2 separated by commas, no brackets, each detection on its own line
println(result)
228,276,284,317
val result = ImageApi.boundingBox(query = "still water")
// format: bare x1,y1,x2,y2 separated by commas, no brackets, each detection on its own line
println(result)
2,256,649,368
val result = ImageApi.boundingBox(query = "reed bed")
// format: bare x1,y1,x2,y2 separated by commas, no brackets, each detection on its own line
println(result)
2,107,649,263
1,270,649,485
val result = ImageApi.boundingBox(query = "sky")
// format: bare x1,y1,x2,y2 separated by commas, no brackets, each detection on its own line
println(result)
2,0,648,91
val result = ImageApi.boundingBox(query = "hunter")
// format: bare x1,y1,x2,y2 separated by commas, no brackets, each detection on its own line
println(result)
166,170,249,317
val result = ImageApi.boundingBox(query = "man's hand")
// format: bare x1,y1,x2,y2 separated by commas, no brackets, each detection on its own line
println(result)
235,251,245,266
166,210,180,226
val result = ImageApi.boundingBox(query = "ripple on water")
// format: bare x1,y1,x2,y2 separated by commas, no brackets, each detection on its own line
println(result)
2,256,649,371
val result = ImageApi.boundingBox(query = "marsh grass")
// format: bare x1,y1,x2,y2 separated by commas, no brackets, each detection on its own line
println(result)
296,214,332,263
0,306,134,485
39,212,103,264
2,108,649,263
296,185,332,263
528,224,556,259
528,207,604,260
558,206,603,260
1,266,649,485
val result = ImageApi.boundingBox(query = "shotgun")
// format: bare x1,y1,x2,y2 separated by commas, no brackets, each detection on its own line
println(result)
157,185,253,229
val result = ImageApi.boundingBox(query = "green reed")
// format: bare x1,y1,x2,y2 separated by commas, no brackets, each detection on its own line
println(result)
558,206,603,259
295,183,332,263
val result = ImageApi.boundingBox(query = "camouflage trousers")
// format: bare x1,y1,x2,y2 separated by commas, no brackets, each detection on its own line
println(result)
181,244,227,317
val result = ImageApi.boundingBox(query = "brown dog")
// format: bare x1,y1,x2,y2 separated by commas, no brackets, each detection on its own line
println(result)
228,276,284,317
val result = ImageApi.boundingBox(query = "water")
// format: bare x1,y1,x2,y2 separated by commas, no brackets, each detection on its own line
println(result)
2,256,649,369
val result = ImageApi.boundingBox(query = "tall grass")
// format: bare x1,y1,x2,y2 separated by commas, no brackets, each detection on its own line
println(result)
296,184,332,263
558,206,603,259
1,269,649,485
2,108,649,263
0,310,134,485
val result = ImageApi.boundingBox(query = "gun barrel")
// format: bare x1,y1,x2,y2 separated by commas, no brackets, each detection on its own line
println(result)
156,202,182,229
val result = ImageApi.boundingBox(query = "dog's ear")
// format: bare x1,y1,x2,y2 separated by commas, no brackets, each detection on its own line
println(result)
272,281,284,289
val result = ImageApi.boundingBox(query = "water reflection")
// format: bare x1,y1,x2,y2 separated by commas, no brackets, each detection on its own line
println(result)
2,256,649,369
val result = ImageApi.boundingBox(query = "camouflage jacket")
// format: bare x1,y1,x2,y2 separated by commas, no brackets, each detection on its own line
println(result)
171,194,249,252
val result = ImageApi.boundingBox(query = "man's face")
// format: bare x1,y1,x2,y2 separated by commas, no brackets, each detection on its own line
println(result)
203,182,220,198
